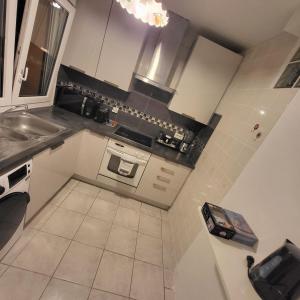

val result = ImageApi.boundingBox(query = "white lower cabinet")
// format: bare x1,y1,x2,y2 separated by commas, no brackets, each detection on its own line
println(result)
136,155,191,208
26,132,81,222
75,130,108,180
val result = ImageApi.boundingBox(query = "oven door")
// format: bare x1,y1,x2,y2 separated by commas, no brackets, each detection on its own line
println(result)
0,192,30,260
99,147,148,187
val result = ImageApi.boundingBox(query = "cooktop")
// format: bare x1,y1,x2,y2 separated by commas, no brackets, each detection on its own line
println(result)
114,126,153,148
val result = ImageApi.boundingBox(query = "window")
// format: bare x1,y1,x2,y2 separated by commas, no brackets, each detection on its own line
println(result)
275,47,300,89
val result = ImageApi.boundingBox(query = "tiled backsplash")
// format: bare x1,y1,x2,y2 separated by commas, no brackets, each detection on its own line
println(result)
57,81,185,133
56,65,206,136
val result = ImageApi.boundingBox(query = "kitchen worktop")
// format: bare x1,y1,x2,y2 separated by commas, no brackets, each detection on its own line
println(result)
0,106,201,174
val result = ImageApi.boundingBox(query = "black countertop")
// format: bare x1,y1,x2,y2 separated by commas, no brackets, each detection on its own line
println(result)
0,106,201,174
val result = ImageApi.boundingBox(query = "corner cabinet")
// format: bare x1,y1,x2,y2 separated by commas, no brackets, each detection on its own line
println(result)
95,1,148,90
0,0,17,107
12,0,75,106
75,130,108,180
26,132,81,222
136,155,191,208
169,36,242,125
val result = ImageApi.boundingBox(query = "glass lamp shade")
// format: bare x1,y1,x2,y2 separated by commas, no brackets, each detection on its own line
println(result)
116,0,169,27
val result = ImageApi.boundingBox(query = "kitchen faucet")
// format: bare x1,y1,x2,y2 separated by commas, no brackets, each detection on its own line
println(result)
2,104,29,113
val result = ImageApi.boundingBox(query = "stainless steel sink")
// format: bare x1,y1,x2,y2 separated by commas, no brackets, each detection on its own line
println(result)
0,127,29,142
0,112,67,160
0,112,66,138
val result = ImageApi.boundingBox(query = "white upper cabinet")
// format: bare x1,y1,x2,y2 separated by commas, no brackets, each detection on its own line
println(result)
169,36,242,124
95,1,148,91
62,0,112,77
0,0,17,107
12,0,75,105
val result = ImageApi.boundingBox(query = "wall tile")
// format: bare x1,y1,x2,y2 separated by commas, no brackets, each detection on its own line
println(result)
168,32,299,262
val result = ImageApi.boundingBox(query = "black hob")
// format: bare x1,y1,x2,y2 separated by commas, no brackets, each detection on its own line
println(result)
114,126,153,148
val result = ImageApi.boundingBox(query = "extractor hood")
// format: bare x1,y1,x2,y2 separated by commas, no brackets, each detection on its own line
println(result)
133,12,192,102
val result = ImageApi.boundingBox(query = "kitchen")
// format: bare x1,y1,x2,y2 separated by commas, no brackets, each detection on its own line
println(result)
0,0,300,299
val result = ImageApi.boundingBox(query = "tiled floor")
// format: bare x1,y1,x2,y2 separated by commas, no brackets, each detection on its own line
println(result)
0,179,176,300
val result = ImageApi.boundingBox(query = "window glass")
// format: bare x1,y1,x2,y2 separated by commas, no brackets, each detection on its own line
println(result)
0,0,6,97
20,0,68,97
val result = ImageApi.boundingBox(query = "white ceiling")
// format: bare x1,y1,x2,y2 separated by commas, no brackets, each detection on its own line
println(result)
163,0,300,51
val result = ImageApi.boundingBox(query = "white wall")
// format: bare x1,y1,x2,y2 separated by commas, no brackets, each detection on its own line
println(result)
168,32,300,300
168,33,299,263
221,90,300,257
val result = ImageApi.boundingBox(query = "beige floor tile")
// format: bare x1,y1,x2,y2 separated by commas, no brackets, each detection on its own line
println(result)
0,264,8,277
162,221,172,243
165,288,175,300
119,197,141,212
130,260,164,300
64,179,80,191
50,187,71,206
54,241,102,287
98,189,120,205
163,241,176,270
61,190,96,214
12,232,70,276
106,225,137,258
94,251,133,297
2,228,38,265
74,182,100,197
88,199,118,223
42,208,84,239
27,203,57,230
139,214,162,239
89,289,128,300
74,216,112,248
40,278,90,300
135,234,163,266
114,207,139,231
141,203,161,219
164,269,174,290
161,210,169,221
0,267,49,300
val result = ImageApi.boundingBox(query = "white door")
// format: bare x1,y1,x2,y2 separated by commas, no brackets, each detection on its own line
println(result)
12,0,75,105
169,36,242,124
62,0,112,77
95,1,148,91
0,0,17,107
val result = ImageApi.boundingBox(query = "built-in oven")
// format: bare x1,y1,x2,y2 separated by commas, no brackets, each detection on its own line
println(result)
99,139,151,187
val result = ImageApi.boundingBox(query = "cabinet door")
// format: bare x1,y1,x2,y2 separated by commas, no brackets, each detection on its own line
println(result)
26,133,81,222
62,0,112,77
136,155,191,208
169,36,242,124
12,0,75,105
0,0,17,107
75,130,108,180
95,1,148,91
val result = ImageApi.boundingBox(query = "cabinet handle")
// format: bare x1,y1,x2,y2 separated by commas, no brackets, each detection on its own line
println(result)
104,80,119,88
182,113,195,120
50,140,64,150
161,167,175,176
157,176,170,184
69,65,86,74
153,183,167,192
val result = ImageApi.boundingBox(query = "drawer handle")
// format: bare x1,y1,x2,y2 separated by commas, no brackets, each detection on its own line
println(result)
153,183,167,192
157,176,170,184
161,167,175,176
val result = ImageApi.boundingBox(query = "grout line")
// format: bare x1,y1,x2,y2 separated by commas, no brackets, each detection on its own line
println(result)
39,183,100,300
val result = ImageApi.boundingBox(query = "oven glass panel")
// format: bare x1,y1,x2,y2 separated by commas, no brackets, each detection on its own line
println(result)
108,155,138,178
0,192,29,250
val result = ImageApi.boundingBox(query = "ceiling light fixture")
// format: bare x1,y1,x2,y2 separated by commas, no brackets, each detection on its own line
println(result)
116,0,169,28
